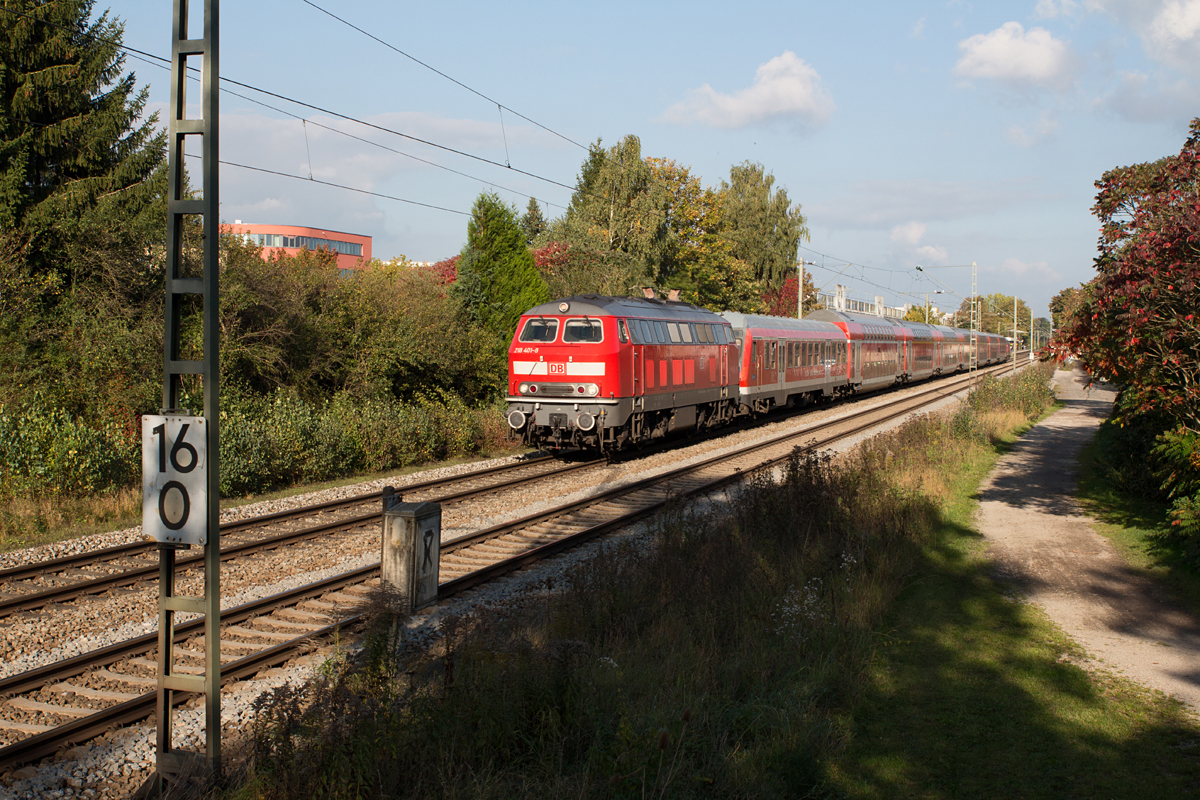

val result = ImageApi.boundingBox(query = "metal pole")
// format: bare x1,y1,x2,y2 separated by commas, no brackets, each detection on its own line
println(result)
1012,296,1017,369
797,258,804,318
969,262,978,376
151,0,220,793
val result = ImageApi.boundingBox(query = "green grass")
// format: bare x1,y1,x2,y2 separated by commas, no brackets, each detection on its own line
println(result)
826,412,1200,799
1075,435,1200,618
224,364,1200,799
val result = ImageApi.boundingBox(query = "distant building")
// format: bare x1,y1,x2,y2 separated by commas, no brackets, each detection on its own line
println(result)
227,222,372,273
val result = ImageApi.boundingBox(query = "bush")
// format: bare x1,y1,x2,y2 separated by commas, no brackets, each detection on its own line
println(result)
0,398,135,499
216,388,512,498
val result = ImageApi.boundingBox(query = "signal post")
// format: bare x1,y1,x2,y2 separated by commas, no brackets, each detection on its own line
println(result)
141,0,220,794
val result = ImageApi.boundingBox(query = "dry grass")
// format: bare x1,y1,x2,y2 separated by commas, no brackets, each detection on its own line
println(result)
0,486,142,553
216,364,1083,800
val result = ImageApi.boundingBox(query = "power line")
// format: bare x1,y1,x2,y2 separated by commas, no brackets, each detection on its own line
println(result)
0,5,579,199
299,0,588,153
188,154,470,216
123,50,567,210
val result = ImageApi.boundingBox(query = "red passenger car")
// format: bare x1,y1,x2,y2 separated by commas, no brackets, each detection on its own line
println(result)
718,312,849,413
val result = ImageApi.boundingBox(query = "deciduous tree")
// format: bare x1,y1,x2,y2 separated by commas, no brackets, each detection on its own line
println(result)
552,135,668,268
1053,120,1200,431
719,162,808,286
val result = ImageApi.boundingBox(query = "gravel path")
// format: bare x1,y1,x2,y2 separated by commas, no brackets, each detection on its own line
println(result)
980,366,1200,714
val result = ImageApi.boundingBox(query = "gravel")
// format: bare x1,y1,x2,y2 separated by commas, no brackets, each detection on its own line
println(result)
1,372,994,798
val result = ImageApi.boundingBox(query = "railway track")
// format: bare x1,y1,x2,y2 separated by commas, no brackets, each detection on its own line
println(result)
0,359,1024,774
0,453,599,619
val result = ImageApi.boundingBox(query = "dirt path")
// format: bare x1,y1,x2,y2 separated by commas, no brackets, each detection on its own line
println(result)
979,366,1200,714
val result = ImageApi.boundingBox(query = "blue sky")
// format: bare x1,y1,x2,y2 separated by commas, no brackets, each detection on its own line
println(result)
113,0,1199,320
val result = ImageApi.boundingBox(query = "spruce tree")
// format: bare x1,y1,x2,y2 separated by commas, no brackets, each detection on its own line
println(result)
0,0,166,289
453,192,549,340
520,197,546,244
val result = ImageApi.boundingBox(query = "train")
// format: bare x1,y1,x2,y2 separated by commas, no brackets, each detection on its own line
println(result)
505,294,1010,453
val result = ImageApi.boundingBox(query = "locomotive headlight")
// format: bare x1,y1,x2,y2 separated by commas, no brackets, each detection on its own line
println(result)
585,383,599,396
518,382,530,395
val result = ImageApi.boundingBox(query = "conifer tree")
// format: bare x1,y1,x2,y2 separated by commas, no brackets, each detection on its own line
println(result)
520,197,546,244
453,192,549,340
0,0,166,289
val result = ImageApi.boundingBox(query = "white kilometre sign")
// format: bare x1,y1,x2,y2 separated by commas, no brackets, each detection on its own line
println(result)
142,414,208,546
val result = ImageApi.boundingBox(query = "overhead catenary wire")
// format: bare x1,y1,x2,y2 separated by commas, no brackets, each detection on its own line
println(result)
1,4,1001,307
0,108,471,217
0,5,579,202
123,49,567,210
298,0,589,153
0,3,887,284
189,153,470,216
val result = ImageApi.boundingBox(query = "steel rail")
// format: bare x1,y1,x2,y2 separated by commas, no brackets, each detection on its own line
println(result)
0,358,1028,771
0,453,557,584
437,362,1021,596
0,458,597,618
0,611,369,770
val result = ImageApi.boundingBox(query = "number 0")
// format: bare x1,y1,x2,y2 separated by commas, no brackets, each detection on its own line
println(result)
158,480,190,530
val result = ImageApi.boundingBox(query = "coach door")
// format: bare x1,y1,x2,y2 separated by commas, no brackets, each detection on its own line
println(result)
622,319,643,398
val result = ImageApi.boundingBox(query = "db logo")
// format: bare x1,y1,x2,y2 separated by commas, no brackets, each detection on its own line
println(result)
548,363,566,375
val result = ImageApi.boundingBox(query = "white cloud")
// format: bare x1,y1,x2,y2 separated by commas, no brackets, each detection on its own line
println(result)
1005,109,1061,146
661,51,834,130
987,257,1063,283
891,221,927,246
916,244,950,262
1088,0,1200,71
814,178,1049,231
912,17,926,38
1033,0,1081,19
954,22,1079,92
889,222,948,264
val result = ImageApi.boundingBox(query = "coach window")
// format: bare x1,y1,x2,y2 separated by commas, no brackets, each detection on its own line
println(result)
563,319,604,343
627,321,643,344
680,324,693,343
638,320,652,343
667,323,682,343
518,317,558,343
617,320,629,343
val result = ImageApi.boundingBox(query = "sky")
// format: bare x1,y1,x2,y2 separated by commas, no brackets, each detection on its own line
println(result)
110,0,1200,321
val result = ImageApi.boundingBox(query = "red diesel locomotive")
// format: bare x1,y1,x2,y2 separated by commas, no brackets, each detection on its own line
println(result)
506,295,740,451
506,295,1010,452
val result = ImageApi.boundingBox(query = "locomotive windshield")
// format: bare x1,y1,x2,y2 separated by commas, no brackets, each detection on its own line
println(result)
563,319,604,343
519,318,558,343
